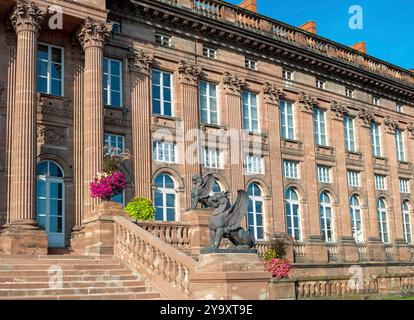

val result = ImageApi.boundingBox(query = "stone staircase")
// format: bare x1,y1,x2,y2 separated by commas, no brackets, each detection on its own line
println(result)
0,252,162,300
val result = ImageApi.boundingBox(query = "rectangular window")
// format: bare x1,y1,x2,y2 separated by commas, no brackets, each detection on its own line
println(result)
108,20,121,34
375,175,386,191
317,166,331,183
313,108,327,146
245,58,257,70
396,130,405,161
152,69,173,116
153,141,176,163
372,96,380,106
284,161,299,179
104,133,125,155
282,69,293,80
370,123,382,157
347,171,359,187
400,179,410,194
244,155,263,175
316,79,326,90
280,100,295,140
103,58,122,107
345,88,354,98
37,44,64,96
199,81,218,125
344,115,356,152
242,91,259,133
203,47,217,59
203,148,221,169
155,34,171,46
396,104,403,113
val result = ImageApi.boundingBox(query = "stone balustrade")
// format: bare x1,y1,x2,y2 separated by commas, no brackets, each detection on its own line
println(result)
255,240,272,257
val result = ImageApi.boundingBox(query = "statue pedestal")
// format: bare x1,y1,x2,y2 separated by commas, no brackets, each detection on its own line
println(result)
190,252,270,300
183,209,212,255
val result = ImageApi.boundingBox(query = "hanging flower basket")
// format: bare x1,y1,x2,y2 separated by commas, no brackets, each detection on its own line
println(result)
265,258,292,279
90,171,126,201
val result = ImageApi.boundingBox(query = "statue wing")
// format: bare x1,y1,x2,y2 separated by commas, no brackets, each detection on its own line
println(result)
226,190,249,231
199,174,215,198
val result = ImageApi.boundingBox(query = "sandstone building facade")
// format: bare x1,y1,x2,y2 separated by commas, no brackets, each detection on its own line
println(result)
0,0,414,268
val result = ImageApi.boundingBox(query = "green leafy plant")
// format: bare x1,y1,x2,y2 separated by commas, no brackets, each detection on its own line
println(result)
125,197,155,221
263,236,292,262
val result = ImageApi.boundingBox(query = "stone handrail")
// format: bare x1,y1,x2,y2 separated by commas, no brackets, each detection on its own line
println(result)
114,215,197,299
135,220,191,251
156,0,414,87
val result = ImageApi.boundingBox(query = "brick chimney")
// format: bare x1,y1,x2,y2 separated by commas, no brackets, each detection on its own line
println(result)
352,41,366,54
299,21,316,34
239,0,257,12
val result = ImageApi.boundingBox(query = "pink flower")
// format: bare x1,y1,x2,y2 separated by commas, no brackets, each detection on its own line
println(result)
264,258,292,279
90,171,126,200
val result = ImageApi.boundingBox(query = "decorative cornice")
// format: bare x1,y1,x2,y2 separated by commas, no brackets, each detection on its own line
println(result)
357,107,375,127
37,125,66,146
77,17,112,50
176,60,202,85
383,116,399,134
128,48,153,75
330,101,348,121
263,82,283,105
10,1,45,34
222,72,245,95
407,122,414,139
298,91,318,113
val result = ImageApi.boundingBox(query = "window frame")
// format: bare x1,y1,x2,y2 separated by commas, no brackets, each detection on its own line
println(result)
285,188,302,241
399,178,410,194
402,201,412,244
320,192,334,243
153,140,176,164
245,58,257,70
347,170,360,187
313,108,327,146
155,33,171,47
104,133,125,156
154,174,177,222
371,122,382,157
374,175,387,191
152,69,174,117
103,57,123,108
199,80,219,125
350,195,364,243
203,46,217,59
37,42,65,97
316,79,326,90
344,115,356,152
395,129,405,162
242,91,260,133
247,183,265,240
244,154,264,175
280,100,295,140
317,165,331,183
203,148,222,169
377,199,389,243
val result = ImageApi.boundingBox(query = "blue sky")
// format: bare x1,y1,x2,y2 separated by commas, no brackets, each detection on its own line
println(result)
227,0,414,70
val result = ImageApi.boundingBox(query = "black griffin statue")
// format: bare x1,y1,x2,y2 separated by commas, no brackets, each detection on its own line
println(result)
187,174,216,211
207,190,255,249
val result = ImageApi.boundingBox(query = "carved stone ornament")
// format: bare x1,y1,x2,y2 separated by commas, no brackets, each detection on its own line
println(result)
298,91,318,112
37,125,66,146
263,82,283,104
330,101,348,120
177,60,202,85
77,17,112,50
127,48,153,75
222,72,245,95
384,116,399,134
357,107,375,127
407,122,414,139
10,1,45,34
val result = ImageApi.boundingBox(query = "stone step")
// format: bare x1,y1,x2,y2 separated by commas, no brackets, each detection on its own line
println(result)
0,274,138,283
0,269,132,277
0,264,126,271
0,255,115,260
1,292,161,300
0,279,146,289
0,285,147,297
0,259,120,265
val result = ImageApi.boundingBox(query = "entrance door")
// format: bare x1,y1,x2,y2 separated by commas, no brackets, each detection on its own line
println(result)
36,161,65,248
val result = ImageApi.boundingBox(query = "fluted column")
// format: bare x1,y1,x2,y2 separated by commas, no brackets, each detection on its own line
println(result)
5,23,17,226
72,44,85,229
222,72,245,201
8,2,45,226
176,60,202,208
263,83,284,234
128,48,153,199
77,18,112,219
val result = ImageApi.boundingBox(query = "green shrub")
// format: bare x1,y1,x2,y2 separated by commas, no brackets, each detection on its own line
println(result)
263,248,279,262
125,197,155,221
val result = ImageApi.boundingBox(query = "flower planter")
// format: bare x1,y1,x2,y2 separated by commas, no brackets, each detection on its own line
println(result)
268,279,297,300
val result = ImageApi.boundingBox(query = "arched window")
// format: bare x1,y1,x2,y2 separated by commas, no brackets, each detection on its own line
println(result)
320,192,334,242
402,201,412,244
377,198,389,243
349,195,363,243
154,173,176,222
285,187,301,240
247,183,264,240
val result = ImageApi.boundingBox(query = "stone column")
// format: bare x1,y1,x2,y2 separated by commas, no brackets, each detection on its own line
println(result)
330,102,358,262
297,92,328,263
222,72,245,201
128,48,153,199
263,83,285,234
5,23,17,226
72,43,84,230
176,60,202,208
0,2,48,255
77,18,112,219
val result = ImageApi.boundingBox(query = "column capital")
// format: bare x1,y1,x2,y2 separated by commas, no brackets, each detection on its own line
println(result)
222,72,245,95
176,60,202,85
263,82,283,105
357,107,375,128
77,17,112,50
383,116,399,134
330,101,348,121
128,48,153,75
297,91,317,113
406,122,414,139
10,1,45,34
